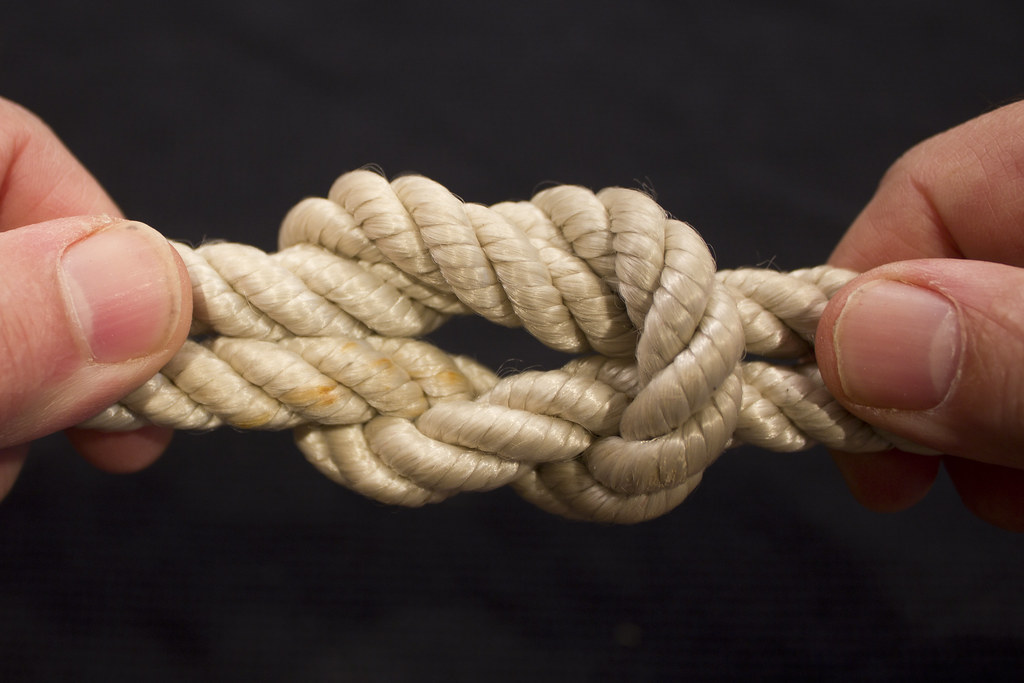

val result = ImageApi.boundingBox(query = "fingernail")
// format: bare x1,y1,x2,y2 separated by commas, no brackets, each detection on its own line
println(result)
61,221,182,363
834,280,961,410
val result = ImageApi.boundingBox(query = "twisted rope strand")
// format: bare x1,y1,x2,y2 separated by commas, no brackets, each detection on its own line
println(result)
81,170,927,523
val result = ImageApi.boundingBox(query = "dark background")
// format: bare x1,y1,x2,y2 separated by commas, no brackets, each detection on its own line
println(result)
2,1,1023,680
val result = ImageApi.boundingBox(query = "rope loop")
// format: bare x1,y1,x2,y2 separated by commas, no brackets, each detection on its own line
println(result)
82,170,925,522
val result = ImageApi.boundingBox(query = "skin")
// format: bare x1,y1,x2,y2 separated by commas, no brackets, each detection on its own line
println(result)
0,97,192,500
816,100,1024,531
1,95,1021,532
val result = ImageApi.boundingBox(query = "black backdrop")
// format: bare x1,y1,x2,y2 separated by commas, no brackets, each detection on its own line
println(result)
2,1,1023,680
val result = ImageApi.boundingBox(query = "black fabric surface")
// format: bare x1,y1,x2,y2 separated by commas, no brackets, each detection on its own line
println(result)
2,1,1023,680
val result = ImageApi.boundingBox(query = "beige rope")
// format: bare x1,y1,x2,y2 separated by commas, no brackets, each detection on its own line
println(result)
81,170,926,523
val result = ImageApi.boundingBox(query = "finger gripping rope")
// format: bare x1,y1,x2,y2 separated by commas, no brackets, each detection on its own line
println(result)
81,170,919,523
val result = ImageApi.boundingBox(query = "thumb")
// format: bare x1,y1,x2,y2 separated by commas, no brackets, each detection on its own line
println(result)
0,216,191,448
816,257,1024,467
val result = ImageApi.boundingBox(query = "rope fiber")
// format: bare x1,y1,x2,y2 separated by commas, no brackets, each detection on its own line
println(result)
81,170,924,523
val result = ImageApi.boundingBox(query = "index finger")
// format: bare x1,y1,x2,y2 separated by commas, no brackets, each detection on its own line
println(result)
0,97,121,230
830,100,1024,271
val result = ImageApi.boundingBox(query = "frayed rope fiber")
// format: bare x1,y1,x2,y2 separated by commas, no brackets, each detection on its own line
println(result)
82,170,924,523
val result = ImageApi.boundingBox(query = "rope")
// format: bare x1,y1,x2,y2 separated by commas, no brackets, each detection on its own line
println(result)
80,170,925,523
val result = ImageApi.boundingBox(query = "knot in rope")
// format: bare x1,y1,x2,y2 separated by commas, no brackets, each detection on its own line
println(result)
82,170,920,523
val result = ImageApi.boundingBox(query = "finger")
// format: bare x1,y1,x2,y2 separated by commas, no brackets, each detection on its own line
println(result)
0,97,120,229
943,456,1024,532
70,424,178,476
0,444,29,501
0,216,191,449
817,258,1024,468
830,100,1024,270
65,424,172,474
829,448,941,513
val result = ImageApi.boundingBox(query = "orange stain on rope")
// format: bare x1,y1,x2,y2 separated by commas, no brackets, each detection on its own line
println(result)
282,384,339,408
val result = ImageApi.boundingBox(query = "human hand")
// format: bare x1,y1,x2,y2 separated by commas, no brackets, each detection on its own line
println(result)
0,97,192,501
815,101,1024,531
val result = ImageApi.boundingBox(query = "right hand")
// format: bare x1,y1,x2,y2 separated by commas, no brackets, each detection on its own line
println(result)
814,101,1024,531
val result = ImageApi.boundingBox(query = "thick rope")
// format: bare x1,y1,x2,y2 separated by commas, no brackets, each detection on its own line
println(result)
81,170,926,523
